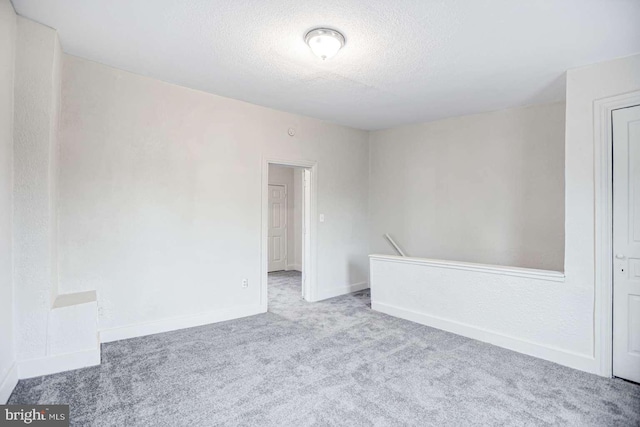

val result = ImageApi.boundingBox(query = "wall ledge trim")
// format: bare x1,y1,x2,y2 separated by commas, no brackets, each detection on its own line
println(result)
373,301,597,374
369,254,565,282
52,290,97,309
0,363,18,404
99,304,264,343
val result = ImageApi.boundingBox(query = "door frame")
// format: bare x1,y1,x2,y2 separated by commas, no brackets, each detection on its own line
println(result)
261,157,318,310
594,90,640,378
267,183,288,273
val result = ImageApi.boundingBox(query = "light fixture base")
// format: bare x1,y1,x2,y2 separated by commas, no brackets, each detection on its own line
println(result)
304,28,345,60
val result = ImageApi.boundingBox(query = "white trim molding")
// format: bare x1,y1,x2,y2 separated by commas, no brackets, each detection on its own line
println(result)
0,363,18,404
373,301,597,374
100,304,263,343
369,254,565,282
18,348,101,380
593,90,640,378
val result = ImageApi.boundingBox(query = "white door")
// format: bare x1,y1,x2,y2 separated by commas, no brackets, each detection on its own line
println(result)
613,105,640,383
268,184,287,272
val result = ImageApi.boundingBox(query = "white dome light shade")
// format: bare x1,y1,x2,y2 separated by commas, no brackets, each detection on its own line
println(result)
304,28,345,60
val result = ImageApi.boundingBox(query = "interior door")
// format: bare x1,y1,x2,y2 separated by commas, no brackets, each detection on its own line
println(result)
613,105,640,383
268,184,287,272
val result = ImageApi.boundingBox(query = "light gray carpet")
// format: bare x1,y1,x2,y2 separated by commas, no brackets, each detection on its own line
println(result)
9,271,640,426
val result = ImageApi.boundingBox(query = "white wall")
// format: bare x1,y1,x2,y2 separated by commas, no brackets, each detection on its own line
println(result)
59,55,370,337
268,164,302,271
0,0,17,404
12,17,62,362
369,102,566,271
564,54,640,295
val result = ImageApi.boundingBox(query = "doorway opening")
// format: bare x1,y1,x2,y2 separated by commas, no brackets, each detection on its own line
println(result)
261,158,317,312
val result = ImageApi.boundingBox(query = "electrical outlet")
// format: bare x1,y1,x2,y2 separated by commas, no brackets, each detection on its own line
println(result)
242,279,249,288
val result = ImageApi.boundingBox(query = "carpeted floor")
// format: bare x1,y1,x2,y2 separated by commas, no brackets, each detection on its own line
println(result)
9,271,640,426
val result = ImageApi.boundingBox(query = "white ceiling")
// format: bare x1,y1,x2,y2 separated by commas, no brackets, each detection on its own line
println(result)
12,0,640,130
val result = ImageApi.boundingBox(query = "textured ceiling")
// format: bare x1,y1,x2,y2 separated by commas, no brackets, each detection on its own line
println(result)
12,0,640,130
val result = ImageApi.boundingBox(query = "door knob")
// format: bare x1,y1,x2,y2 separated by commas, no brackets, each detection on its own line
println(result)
615,254,625,259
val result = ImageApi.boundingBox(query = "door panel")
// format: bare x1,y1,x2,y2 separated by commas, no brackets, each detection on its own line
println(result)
613,105,640,383
268,184,287,272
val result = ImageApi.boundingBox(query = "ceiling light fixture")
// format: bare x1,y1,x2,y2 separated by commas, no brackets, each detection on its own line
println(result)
304,28,345,60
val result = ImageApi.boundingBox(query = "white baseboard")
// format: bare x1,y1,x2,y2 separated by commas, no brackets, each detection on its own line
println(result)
372,301,598,374
0,362,18,404
99,304,264,343
286,264,302,272
18,348,101,379
314,281,369,302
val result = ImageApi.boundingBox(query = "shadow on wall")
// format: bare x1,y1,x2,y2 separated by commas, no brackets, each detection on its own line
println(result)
348,258,368,288
514,102,565,271
524,73,567,107
368,101,566,272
